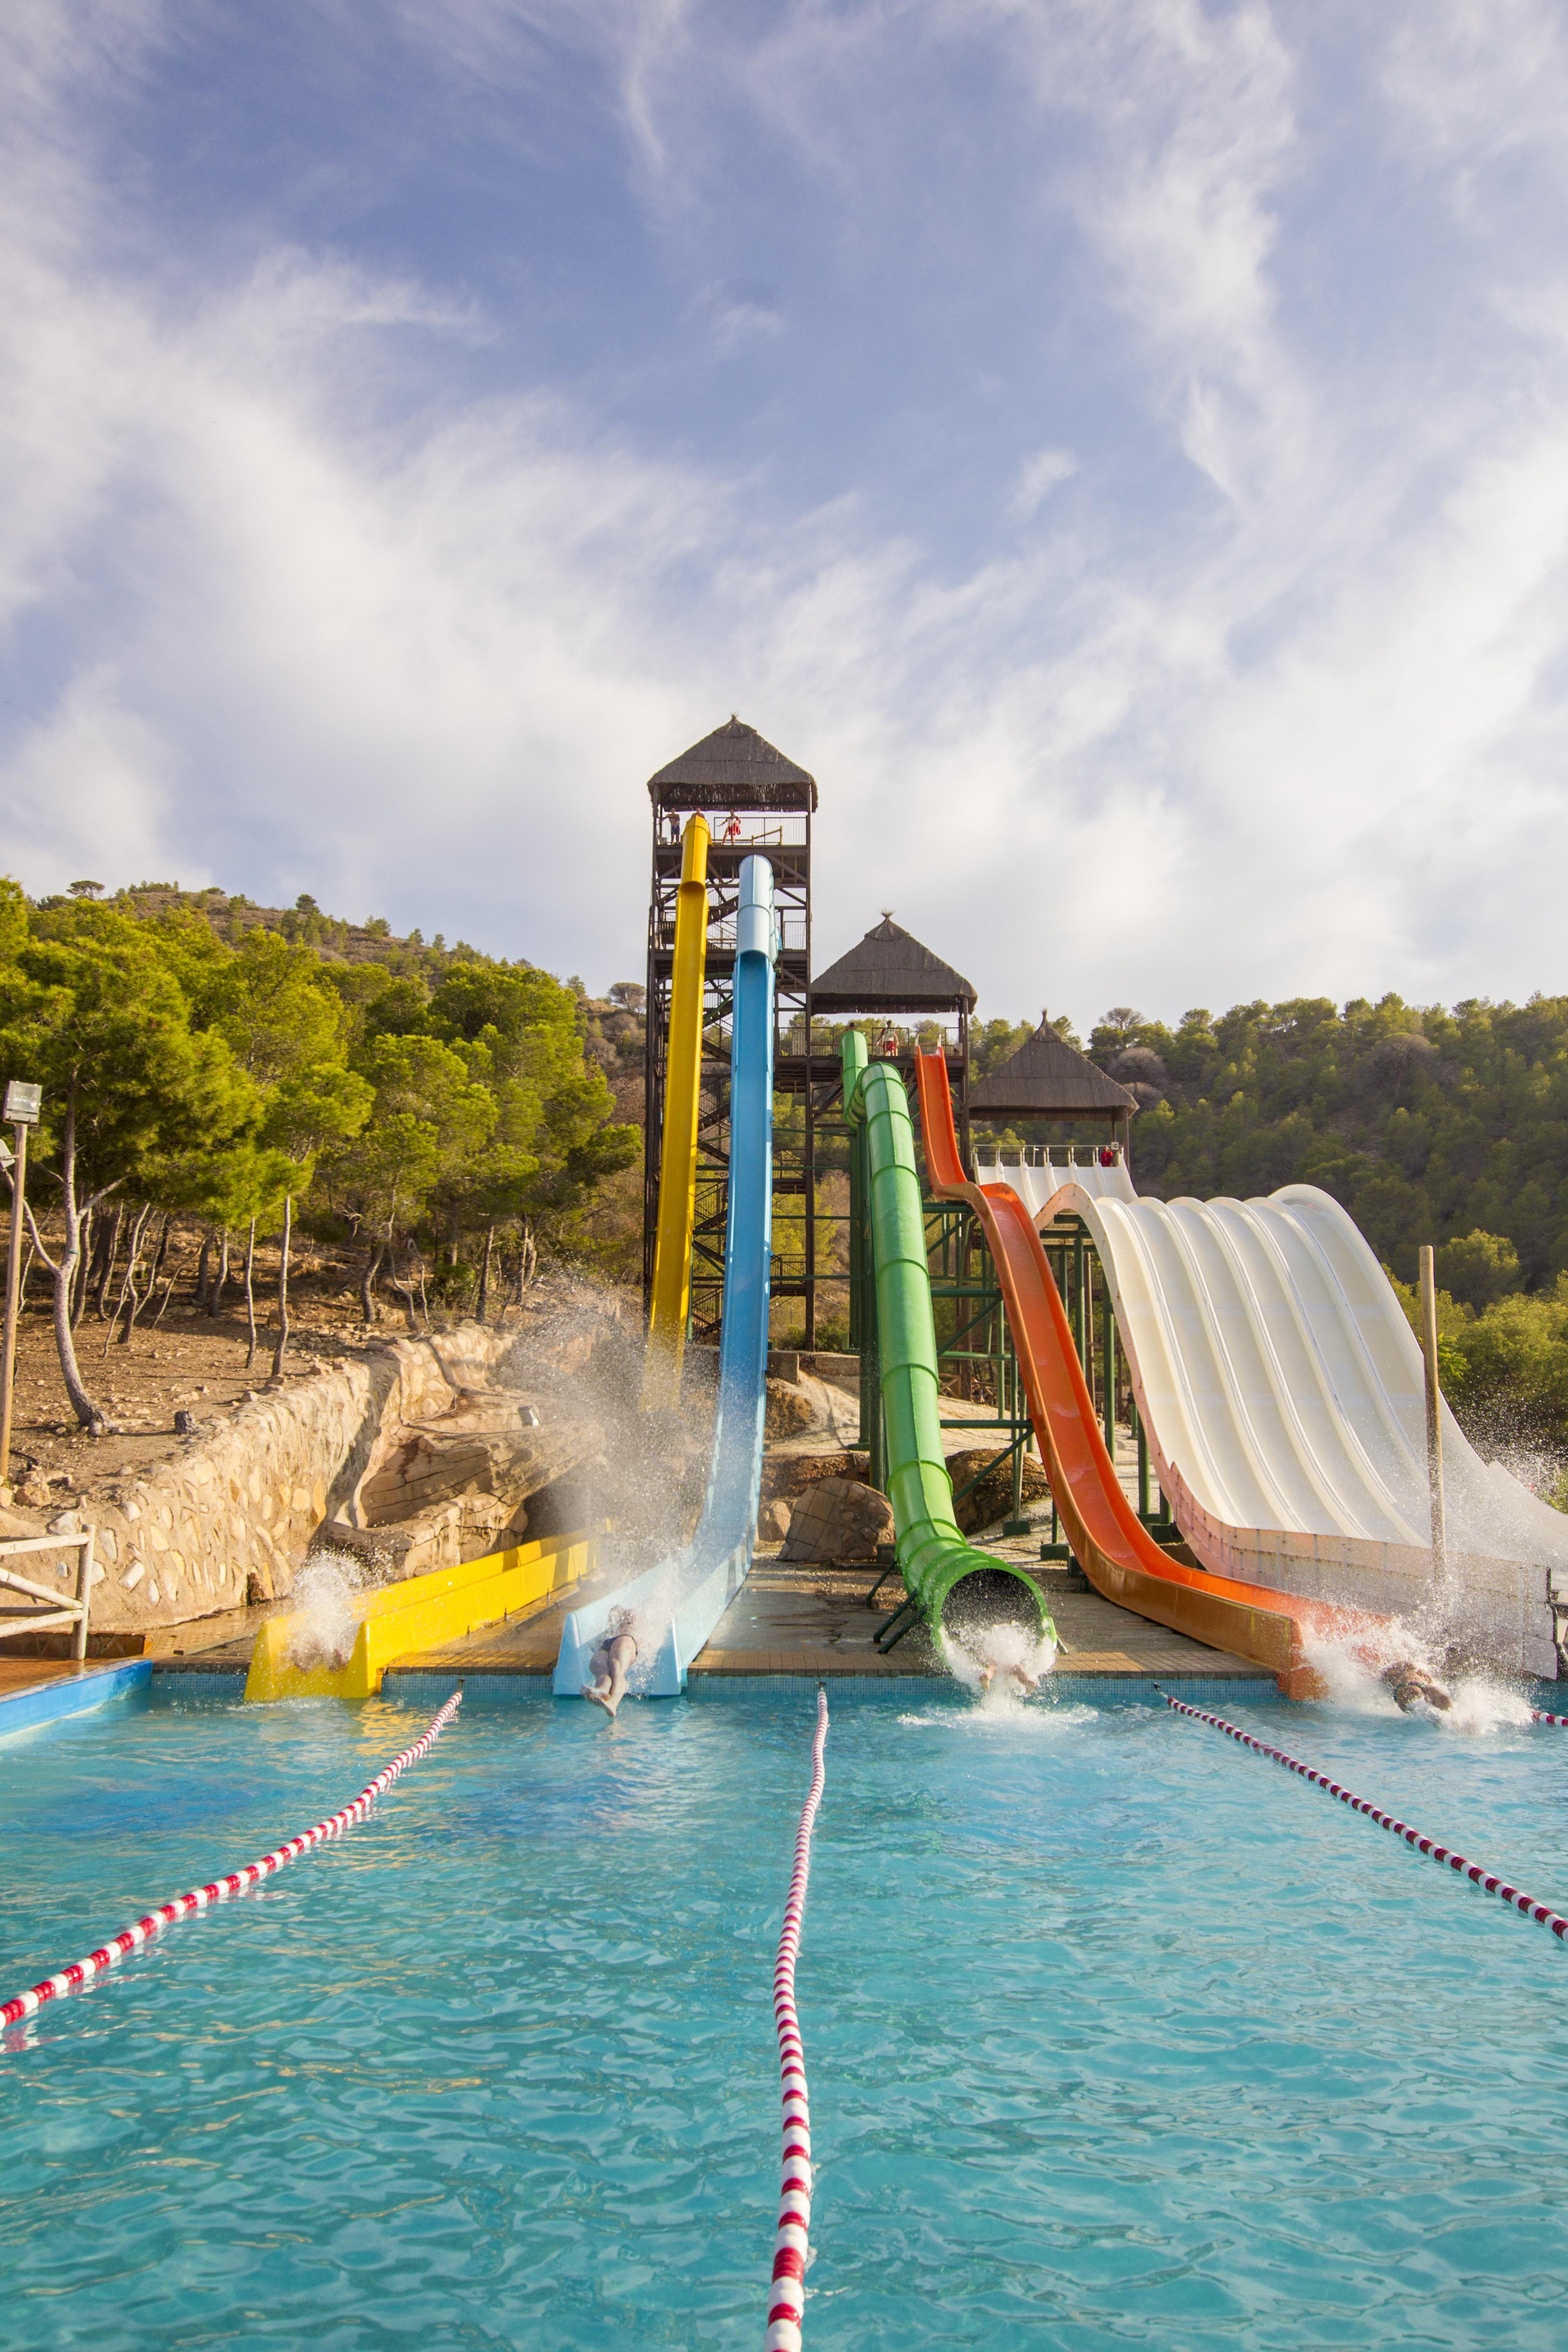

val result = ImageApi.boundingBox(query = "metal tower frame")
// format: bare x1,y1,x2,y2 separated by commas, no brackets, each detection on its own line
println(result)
643,723,817,1347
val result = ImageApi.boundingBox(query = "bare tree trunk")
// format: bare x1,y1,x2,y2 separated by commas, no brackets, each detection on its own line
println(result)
417,1256,431,1332
208,1227,230,1317
93,1203,123,1318
271,1195,292,1378
244,1217,257,1369
152,1259,182,1327
149,1212,171,1290
70,1205,95,1329
520,1219,537,1296
193,1227,214,1311
105,1202,152,1354
389,1247,418,1333
476,1222,495,1322
120,1208,163,1348
51,1087,106,1430
360,1239,386,1325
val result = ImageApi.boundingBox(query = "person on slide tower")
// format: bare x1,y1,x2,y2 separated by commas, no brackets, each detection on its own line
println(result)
583,1609,640,1718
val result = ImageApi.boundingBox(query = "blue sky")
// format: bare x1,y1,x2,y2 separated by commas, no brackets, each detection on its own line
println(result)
6,1,1568,1031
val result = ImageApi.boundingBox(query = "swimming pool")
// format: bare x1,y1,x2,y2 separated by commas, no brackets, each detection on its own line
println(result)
4,1680,1568,2347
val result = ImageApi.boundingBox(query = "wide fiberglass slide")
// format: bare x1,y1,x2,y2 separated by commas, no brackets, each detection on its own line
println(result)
844,1032,1053,1646
973,1130,1568,1679
915,1053,1390,1695
553,855,776,1698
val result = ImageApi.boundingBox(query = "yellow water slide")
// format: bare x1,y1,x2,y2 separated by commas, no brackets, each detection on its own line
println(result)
641,813,711,1410
244,1530,599,1701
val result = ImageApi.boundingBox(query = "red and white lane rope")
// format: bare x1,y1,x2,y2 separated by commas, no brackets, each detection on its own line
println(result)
1531,1709,1568,1728
767,1684,829,2352
1162,1692,1568,1943
1,1689,463,2031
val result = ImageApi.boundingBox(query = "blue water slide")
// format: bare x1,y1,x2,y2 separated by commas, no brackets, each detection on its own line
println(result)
553,855,777,1697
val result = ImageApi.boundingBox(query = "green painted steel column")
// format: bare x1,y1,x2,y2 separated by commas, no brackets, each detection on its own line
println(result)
1101,1274,1116,1463
842,1032,1051,1640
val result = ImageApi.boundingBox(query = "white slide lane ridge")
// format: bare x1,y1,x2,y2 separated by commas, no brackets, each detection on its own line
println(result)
976,1155,1568,1673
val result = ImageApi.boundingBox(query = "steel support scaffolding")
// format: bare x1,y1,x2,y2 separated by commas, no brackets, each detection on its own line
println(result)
644,741,814,1347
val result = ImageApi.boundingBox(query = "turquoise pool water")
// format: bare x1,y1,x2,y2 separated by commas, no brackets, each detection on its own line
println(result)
4,1680,1568,2347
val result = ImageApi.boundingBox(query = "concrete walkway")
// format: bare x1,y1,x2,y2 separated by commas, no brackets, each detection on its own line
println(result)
686,1544,1263,1680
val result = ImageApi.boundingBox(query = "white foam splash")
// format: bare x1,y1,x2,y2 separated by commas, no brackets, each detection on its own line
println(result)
940,1619,1059,1706
895,1701,1097,1736
1300,1615,1534,1735
285,1550,366,1675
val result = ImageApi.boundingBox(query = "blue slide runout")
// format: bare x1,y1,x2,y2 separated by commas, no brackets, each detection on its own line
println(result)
553,854,776,1696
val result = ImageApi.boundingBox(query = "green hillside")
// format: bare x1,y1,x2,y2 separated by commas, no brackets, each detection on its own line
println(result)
15,880,1568,1458
1,878,644,1426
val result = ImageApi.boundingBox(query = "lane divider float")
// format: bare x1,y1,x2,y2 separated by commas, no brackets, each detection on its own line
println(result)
1,1689,463,2032
767,1684,829,2352
1531,1708,1568,1728
1161,1691,1568,1943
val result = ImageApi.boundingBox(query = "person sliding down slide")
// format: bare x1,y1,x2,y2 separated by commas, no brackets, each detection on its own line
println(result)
978,1659,1041,1699
1382,1660,1453,1715
583,1609,640,1718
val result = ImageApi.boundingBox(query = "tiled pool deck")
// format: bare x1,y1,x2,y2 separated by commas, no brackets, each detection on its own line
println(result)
115,1538,1277,1703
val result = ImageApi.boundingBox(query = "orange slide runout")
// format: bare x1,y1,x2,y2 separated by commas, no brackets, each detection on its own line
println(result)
915,1053,1391,1698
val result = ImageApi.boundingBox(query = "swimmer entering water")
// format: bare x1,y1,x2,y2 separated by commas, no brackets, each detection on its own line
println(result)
977,1659,1041,1699
1382,1660,1453,1714
583,1607,639,1718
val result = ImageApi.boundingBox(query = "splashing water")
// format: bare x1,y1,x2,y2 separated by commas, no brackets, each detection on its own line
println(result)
941,1618,1058,1704
1301,1616,1534,1734
284,1550,367,1675
897,1700,1097,1739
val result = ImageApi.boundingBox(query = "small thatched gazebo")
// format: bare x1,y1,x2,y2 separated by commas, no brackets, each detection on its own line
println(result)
811,913,977,1018
646,715,818,814
811,912,977,1158
968,1016,1137,1155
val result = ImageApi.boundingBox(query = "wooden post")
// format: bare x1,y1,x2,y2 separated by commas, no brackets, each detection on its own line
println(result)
73,1530,93,1663
0,1120,28,1494
1418,1244,1447,1582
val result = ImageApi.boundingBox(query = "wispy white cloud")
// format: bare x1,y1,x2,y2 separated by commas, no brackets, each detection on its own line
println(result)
6,0,1568,1032
1010,448,1078,520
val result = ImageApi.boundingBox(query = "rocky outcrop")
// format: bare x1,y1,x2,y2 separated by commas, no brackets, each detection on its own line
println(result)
778,1476,894,1564
355,1414,587,1528
764,1372,861,1446
760,1447,870,1512
946,1447,1051,1535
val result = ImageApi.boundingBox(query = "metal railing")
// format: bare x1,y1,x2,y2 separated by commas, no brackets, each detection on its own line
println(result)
973,1142,1124,1167
0,1531,95,1659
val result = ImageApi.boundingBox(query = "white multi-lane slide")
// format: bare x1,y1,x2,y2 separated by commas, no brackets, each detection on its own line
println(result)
975,1151,1568,1676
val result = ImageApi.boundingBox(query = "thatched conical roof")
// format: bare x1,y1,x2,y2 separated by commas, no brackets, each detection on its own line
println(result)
969,1018,1137,1118
812,914,976,1013
647,717,817,811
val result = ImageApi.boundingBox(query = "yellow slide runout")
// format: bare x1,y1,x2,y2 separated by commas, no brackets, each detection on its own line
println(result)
243,1530,600,1702
641,812,710,1411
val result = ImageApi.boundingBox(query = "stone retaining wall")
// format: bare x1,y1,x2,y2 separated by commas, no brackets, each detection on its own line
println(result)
26,1324,550,1642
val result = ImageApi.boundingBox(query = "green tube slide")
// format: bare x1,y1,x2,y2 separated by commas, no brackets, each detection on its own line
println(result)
843,1031,1054,1646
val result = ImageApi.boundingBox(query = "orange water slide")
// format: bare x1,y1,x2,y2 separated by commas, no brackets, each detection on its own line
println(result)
914,1052,1391,1697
